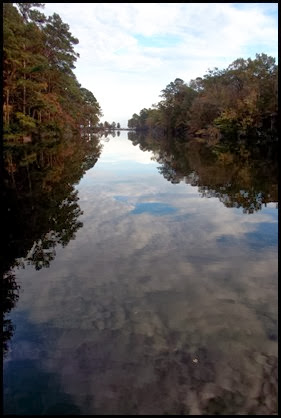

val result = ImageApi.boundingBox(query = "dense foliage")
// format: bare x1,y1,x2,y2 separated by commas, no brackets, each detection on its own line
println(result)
3,3,102,140
128,54,278,141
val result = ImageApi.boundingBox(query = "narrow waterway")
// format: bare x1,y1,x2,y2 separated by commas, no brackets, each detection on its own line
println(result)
4,131,278,415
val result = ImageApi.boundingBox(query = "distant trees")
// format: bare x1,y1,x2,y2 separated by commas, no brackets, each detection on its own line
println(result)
98,121,120,131
128,54,278,141
3,3,102,140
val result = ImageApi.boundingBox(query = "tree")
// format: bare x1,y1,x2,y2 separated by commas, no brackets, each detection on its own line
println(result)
129,54,277,139
16,3,45,24
128,113,139,129
3,4,102,138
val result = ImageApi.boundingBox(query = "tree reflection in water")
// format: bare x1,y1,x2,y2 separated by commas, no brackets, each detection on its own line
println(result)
128,130,278,214
3,130,277,414
3,132,102,355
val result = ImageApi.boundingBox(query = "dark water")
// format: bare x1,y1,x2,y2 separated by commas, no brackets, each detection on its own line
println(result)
3,131,278,415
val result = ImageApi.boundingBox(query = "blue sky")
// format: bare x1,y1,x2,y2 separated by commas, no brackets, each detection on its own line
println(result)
41,3,278,127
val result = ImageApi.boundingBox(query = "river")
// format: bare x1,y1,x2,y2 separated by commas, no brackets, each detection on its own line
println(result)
4,130,278,414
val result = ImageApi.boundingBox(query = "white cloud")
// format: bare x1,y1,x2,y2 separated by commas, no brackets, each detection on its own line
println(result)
96,136,156,164
40,3,278,125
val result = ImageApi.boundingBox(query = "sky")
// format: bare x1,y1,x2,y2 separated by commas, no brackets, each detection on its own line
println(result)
42,3,278,127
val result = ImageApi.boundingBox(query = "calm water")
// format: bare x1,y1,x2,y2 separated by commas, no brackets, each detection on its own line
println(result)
4,131,278,415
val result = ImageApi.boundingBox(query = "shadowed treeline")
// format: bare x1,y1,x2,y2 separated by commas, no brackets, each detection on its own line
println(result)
3,131,102,355
128,130,278,214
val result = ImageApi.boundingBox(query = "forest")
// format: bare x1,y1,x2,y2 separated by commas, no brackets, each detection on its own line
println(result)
3,2,102,141
128,54,278,143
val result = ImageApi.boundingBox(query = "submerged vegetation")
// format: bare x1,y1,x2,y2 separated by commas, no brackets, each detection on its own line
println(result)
128,54,278,142
3,3,102,141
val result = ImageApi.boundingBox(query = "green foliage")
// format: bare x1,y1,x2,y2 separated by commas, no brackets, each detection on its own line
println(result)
128,78,198,133
3,3,102,139
214,110,238,135
16,112,37,129
128,54,278,143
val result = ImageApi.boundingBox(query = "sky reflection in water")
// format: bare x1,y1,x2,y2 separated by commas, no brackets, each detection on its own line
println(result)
4,132,278,415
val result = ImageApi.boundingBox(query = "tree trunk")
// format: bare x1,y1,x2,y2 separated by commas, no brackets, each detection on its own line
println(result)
23,39,26,115
5,88,10,125
26,164,32,194
23,60,26,115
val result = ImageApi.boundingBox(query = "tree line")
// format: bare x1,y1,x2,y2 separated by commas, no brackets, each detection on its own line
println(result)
97,121,121,130
3,3,102,141
128,54,278,142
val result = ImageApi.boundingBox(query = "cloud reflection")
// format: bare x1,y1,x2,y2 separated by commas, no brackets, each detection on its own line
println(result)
6,132,278,414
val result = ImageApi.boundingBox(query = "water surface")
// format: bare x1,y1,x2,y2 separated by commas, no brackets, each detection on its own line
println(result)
4,131,278,415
